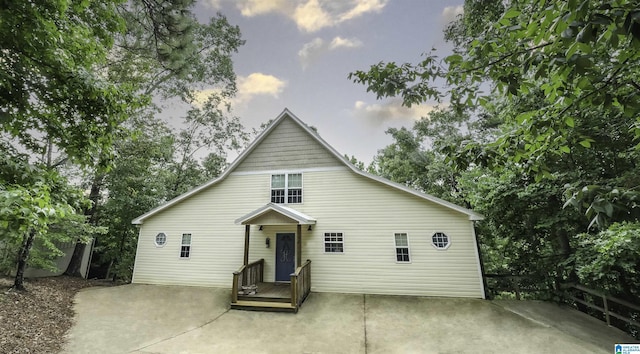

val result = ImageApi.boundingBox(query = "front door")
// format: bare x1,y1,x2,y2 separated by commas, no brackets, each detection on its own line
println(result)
275,233,295,282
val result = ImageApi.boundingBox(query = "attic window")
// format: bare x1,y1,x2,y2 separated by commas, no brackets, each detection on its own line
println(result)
432,232,450,249
271,173,302,204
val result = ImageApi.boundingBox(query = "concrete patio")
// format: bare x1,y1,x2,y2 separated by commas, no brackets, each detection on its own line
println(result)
63,284,635,353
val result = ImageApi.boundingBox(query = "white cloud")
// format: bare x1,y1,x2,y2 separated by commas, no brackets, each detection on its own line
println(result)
299,36,363,68
237,0,288,16
352,99,438,125
441,5,464,25
192,88,223,107
329,36,363,49
294,0,333,32
193,73,287,108
298,38,326,68
211,0,389,33
338,0,387,22
237,73,287,102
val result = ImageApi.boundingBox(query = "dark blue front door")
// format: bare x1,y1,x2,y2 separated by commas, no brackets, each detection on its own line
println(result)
275,233,295,282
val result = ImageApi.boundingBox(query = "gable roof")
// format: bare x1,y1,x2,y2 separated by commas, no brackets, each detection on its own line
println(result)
235,203,317,225
132,108,483,224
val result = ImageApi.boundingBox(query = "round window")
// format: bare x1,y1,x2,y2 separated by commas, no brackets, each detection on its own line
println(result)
432,232,450,249
155,232,167,247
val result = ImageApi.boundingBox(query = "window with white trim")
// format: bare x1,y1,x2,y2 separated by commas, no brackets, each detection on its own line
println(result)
155,232,167,247
432,232,450,249
394,233,410,262
324,232,344,253
180,233,191,258
271,173,302,204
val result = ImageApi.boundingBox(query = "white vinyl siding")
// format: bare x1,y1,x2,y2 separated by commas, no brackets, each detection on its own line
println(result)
133,169,483,298
132,115,483,298
295,170,483,298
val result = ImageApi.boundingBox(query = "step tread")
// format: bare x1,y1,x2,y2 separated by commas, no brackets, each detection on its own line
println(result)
233,300,296,308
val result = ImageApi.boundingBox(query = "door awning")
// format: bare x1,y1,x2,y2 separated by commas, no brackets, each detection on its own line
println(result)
235,203,317,225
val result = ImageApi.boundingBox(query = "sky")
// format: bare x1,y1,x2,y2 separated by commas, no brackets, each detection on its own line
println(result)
189,0,463,164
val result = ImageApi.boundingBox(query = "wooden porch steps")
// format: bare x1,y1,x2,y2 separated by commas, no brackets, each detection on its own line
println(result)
231,300,298,313
237,295,290,303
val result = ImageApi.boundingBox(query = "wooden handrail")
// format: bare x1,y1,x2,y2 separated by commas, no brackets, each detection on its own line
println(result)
231,259,264,304
561,283,640,329
290,259,312,308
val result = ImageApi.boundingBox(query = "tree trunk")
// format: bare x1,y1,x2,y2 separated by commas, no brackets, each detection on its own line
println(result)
14,229,37,291
64,173,103,276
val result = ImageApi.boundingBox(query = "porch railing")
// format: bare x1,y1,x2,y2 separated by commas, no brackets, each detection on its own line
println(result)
231,258,264,303
290,259,311,308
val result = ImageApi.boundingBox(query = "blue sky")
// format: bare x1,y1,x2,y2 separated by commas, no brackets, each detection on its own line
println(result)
190,0,463,163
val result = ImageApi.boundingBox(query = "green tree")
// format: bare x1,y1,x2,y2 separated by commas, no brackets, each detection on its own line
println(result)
571,222,640,300
0,0,138,288
350,0,640,176
95,117,174,281
65,1,247,277
0,150,100,290
0,0,137,165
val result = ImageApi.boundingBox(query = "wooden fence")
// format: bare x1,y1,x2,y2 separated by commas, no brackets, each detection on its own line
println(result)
483,273,554,300
561,283,640,332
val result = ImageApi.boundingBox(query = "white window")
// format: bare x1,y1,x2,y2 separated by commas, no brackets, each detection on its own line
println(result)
394,233,410,262
271,173,302,204
180,233,191,258
155,232,167,247
324,232,344,253
432,232,450,249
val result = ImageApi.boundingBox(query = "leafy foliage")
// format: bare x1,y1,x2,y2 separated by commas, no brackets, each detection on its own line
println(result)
56,1,248,280
350,0,640,175
1,0,248,283
0,151,102,288
0,0,138,165
571,222,640,300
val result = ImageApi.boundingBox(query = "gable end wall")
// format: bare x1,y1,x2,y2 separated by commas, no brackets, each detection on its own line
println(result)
234,117,343,172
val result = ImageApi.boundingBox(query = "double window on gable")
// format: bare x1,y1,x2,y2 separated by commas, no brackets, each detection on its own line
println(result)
271,173,302,204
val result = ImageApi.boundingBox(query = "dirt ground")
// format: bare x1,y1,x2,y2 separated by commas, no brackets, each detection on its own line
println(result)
0,276,106,354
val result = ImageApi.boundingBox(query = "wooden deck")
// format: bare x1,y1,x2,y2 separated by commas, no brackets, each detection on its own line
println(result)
231,259,312,313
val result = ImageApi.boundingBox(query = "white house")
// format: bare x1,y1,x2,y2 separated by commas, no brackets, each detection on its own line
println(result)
131,109,485,312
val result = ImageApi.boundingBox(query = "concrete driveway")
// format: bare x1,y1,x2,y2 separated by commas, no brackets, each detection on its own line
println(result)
63,285,634,354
